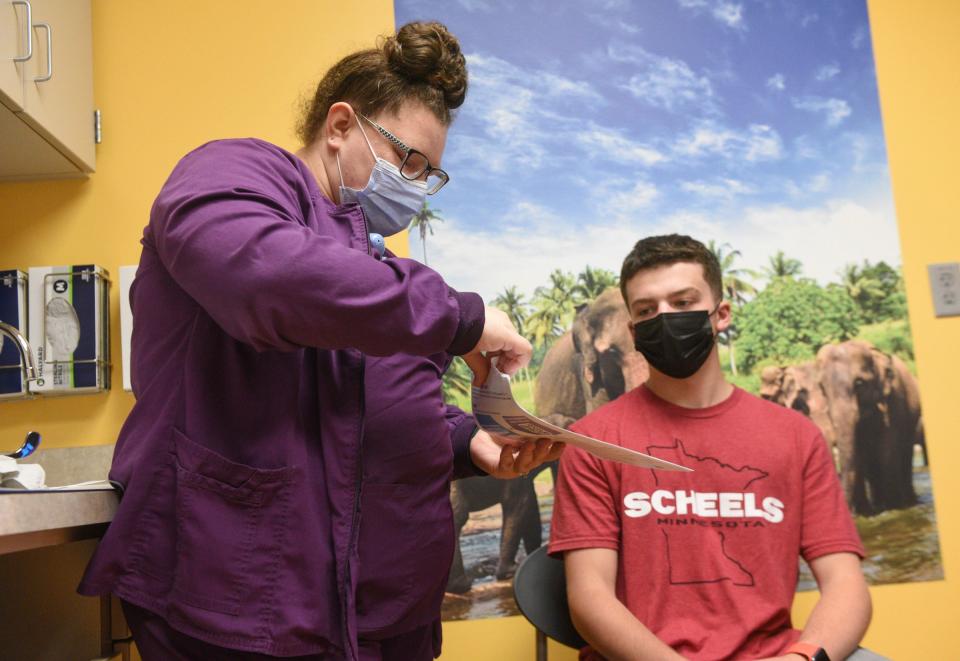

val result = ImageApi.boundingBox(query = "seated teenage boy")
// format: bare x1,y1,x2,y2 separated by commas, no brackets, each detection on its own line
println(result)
549,234,873,661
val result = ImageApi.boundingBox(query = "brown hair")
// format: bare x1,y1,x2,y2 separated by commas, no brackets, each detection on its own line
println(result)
619,234,723,304
297,21,467,144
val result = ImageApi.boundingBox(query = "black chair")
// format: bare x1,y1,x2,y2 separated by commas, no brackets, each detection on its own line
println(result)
513,546,588,661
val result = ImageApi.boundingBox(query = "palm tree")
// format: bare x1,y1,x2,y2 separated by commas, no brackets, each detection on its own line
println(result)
493,286,530,335
573,266,619,305
493,285,534,394
409,200,444,266
840,262,885,321
441,356,473,405
529,270,577,348
763,250,803,280
708,241,758,306
707,241,758,376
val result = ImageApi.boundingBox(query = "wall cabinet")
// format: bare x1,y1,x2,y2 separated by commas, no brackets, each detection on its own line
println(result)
0,0,95,181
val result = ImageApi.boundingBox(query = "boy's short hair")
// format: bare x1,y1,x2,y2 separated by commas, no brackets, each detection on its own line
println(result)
620,234,723,304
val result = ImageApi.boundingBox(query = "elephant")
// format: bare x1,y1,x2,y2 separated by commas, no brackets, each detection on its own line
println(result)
759,362,837,451
446,474,542,593
535,288,648,424
816,340,923,515
868,347,925,500
532,331,585,431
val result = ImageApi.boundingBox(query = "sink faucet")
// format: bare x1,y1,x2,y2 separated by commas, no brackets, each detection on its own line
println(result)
0,321,39,384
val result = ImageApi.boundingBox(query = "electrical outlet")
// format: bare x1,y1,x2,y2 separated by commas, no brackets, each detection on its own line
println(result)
928,262,960,317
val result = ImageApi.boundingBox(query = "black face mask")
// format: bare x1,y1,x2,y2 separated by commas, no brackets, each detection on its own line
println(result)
632,306,718,379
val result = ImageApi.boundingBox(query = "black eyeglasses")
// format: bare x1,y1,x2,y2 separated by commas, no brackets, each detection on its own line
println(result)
358,113,450,195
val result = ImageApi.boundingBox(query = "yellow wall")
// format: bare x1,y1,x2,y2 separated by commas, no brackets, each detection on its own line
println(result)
0,1,957,659
0,0,405,447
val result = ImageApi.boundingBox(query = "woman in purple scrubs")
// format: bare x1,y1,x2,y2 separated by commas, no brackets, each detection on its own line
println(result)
80,21,562,661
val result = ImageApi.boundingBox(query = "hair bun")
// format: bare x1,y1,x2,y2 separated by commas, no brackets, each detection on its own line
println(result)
383,21,467,109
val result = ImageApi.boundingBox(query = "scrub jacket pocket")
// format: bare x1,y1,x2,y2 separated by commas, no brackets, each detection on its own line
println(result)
171,427,294,616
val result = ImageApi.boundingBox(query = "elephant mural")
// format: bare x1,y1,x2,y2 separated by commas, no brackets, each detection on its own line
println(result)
532,331,584,430
446,474,541,593
816,340,923,515
535,288,648,423
760,361,837,451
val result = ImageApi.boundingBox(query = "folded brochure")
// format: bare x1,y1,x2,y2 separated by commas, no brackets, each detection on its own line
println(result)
471,366,691,472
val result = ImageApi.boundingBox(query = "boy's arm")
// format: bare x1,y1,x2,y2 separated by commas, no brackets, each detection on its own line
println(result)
771,424,871,661
565,548,686,661
775,552,871,661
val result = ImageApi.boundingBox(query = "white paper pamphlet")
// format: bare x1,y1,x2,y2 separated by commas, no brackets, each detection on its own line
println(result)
471,366,692,472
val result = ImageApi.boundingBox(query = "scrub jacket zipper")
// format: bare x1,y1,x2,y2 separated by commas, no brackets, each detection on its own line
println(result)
340,209,371,660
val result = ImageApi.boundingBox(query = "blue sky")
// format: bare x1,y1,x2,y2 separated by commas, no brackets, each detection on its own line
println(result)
395,0,899,303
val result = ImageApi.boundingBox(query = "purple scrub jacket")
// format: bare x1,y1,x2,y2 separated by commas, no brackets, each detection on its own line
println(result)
78,139,485,659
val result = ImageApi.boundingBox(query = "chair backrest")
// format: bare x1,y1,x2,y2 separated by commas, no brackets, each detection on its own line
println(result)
513,546,588,650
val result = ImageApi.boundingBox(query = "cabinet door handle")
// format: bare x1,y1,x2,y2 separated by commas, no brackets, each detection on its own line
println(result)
33,21,51,82
12,0,32,62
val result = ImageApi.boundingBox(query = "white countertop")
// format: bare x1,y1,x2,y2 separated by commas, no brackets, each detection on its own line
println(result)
0,444,118,555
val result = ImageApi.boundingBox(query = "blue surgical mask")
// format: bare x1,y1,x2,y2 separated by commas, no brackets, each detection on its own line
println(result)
338,116,427,237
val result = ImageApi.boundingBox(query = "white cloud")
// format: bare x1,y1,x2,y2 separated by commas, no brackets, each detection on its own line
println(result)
452,53,607,173
609,197,902,287
498,200,562,234
847,133,873,172
586,11,641,34
793,96,852,126
597,198,900,289
793,135,820,159
851,26,868,50
451,52,683,182
409,212,645,303
576,124,666,166
808,172,831,193
410,199,665,302
589,0,631,9
468,53,603,105
800,12,819,28
677,0,746,30
541,73,605,101
599,180,661,223
712,2,745,29
608,44,715,111
621,63,714,111
815,64,841,81
681,178,754,199
734,198,901,283
402,0,500,13
455,0,494,11
412,194,901,304
743,125,783,161
785,171,832,198
766,73,786,91
674,121,783,162
674,124,734,155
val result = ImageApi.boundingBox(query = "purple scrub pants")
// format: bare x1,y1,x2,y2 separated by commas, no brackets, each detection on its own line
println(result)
122,601,438,661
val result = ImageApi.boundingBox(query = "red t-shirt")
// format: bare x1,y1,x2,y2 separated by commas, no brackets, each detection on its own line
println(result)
549,385,864,661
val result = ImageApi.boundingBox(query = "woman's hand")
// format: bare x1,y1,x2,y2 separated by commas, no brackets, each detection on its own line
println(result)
469,429,565,479
463,307,532,385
